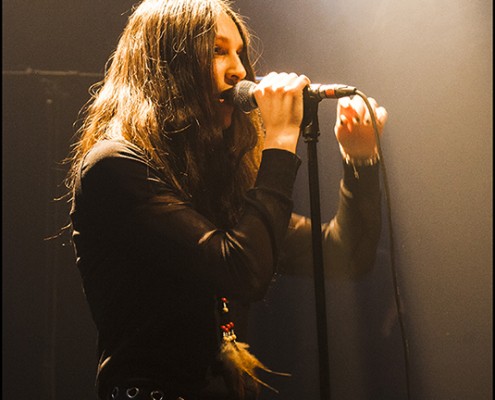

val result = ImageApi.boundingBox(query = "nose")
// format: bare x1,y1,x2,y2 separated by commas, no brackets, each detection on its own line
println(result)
226,53,246,85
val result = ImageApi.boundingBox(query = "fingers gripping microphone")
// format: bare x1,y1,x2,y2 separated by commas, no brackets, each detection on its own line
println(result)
222,80,357,113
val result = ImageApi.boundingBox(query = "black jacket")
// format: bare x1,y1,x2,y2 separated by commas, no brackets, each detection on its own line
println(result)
70,138,381,399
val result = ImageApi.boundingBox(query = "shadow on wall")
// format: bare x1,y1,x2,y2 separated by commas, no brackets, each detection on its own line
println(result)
249,240,408,399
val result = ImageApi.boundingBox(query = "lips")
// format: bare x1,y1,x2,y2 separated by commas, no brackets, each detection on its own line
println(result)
217,92,234,111
218,87,235,104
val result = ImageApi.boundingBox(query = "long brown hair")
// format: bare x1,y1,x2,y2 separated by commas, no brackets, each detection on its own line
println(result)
66,0,263,227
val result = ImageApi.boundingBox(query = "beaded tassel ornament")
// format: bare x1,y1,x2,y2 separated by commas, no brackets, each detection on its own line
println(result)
217,297,290,398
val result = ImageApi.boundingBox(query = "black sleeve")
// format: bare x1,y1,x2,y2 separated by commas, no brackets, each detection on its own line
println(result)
72,140,301,301
276,162,381,280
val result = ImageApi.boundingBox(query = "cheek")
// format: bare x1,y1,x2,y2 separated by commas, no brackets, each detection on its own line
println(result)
212,58,219,76
212,60,225,88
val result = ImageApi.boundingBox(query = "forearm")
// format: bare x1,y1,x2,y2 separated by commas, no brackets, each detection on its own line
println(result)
276,162,381,279
196,149,301,299
324,162,381,278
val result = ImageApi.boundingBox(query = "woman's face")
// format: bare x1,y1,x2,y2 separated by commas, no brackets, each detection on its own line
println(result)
212,12,247,129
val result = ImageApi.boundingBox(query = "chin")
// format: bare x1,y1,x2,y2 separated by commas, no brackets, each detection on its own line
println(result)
222,117,233,129
220,109,234,129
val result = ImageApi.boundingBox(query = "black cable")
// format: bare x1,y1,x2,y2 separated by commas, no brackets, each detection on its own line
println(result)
355,90,412,400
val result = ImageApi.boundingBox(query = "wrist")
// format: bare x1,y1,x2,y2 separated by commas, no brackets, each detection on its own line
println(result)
340,145,380,178
339,144,380,166
263,128,299,153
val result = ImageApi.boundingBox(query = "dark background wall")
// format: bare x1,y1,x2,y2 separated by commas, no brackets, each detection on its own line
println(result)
3,1,492,399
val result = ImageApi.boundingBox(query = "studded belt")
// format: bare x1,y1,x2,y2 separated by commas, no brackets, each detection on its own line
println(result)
107,380,186,400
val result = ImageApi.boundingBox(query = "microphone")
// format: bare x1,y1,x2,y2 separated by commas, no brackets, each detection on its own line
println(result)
222,79,357,113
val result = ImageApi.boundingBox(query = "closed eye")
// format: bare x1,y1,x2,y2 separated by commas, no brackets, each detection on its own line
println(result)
214,35,244,57
214,46,228,56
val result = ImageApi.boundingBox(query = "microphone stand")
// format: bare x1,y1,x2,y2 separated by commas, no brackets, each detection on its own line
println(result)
300,88,331,400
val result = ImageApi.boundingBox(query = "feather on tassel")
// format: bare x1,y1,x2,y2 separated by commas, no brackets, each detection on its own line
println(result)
219,338,291,398
217,297,290,398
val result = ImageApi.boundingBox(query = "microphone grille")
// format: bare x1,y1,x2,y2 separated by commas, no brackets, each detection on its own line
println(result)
232,80,258,113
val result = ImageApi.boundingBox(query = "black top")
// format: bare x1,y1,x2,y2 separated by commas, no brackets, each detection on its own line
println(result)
70,139,381,399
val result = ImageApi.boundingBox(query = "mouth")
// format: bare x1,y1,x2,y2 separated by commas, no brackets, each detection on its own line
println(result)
217,93,234,113
218,88,235,105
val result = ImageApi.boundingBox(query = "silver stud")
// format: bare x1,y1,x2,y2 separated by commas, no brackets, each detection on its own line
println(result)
150,390,164,400
126,387,140,398
111,387,119,399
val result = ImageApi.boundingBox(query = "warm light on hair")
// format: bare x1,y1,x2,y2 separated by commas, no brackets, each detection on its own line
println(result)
66,0,264,226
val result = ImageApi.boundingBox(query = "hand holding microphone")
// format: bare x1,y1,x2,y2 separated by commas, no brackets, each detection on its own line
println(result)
245,72,311,153
222,73,388,158
222,77,358,113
